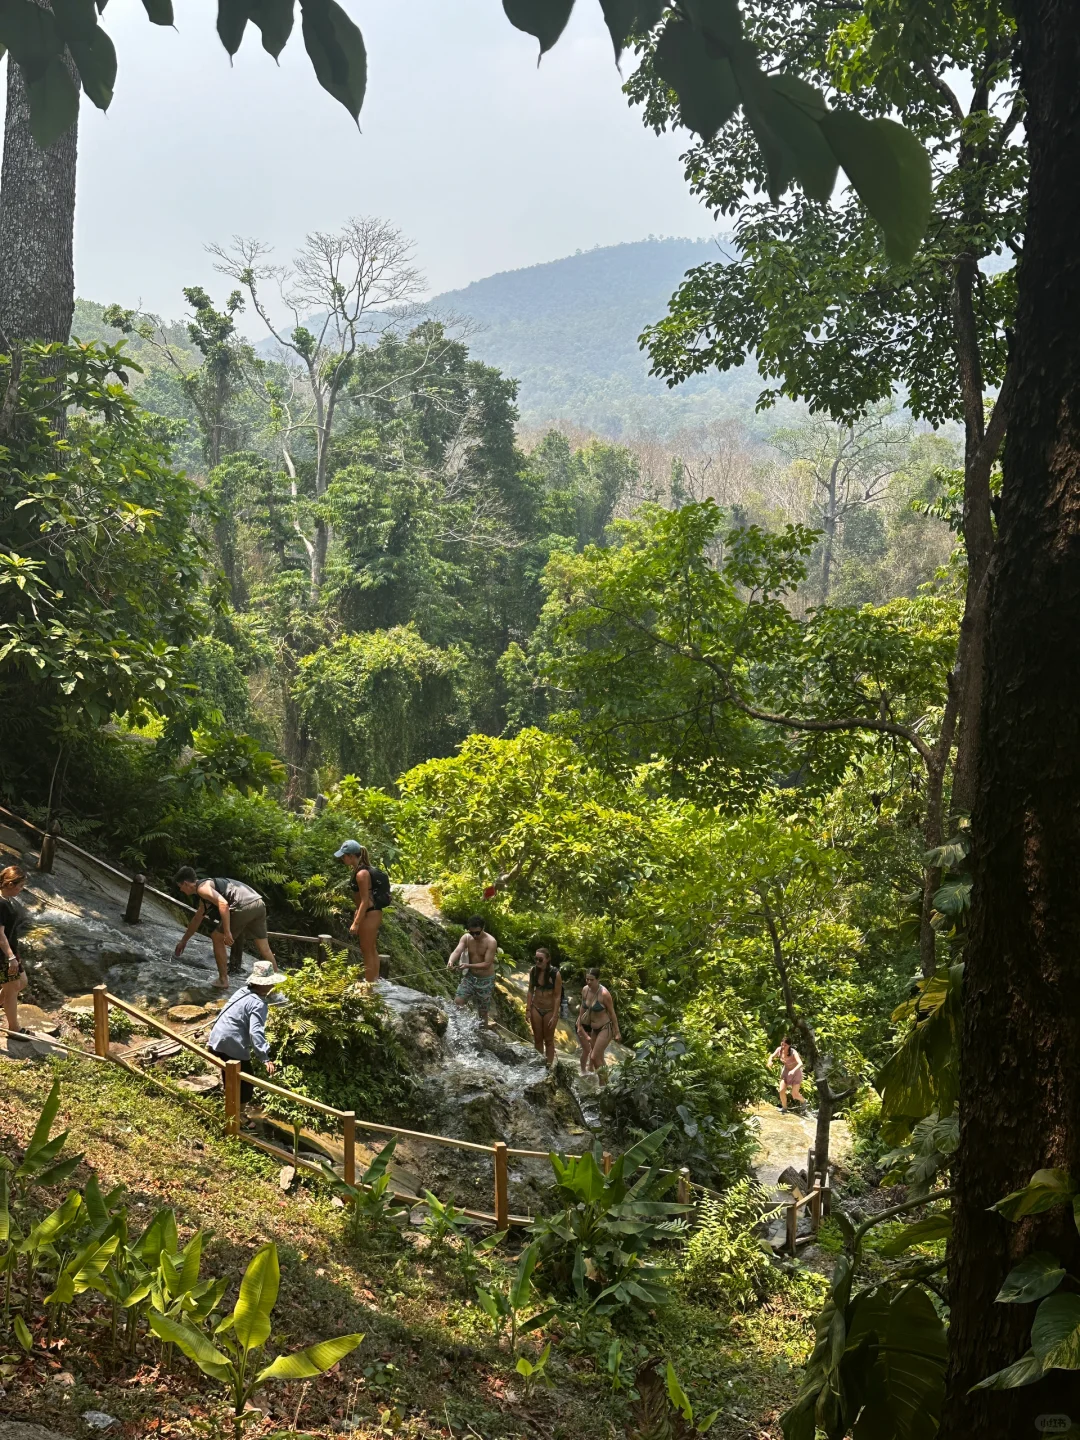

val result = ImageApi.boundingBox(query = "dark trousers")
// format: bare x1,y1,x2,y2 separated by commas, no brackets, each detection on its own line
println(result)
209,1047,254,1104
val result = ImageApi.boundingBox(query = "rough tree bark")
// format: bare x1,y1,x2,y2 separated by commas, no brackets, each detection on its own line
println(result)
0,58,78,344
939,2,1080,1433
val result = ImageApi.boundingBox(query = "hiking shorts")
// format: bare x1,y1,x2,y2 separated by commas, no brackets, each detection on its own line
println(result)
228,901,268,944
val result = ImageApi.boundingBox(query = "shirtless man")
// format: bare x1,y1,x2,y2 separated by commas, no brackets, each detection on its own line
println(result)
447,916,497,1024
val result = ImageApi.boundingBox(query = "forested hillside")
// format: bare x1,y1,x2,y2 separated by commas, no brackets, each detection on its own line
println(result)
434,237,769,436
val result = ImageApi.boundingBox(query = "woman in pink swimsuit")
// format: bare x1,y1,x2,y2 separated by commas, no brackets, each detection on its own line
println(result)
769,1036,804,1110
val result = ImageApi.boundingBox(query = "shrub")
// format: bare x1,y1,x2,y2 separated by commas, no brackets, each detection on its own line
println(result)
679,1179,781,1312
266,952,414,1119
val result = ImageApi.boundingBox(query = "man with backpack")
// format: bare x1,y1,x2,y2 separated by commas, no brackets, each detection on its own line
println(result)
335,840,392,983
172,868,277,988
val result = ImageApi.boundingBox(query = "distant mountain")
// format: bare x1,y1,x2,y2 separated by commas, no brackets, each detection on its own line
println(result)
432,237,769,439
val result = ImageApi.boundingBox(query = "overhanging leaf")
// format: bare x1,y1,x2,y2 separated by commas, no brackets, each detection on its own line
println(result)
653,18,739,142
148,1311,233,1381
216,0,247,53
300,0,367,122
70,26,117,109
818,110,932,265
997,1252,1067,1305
247,0,294,57
140,0,174,23
502,0,575,55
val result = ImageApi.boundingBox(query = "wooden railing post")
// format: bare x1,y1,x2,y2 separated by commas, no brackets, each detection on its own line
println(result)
92,984,109,1058
342,1112,356,1188
602,1151,613,1176
822,1170,832,1219
494,1142,509,1231
224,1060,241,1138
378,952,390,979
677,1166,692,1207
124,873,146,925
318,934,332,967
37,832,56,874
810,1178,823,1233
785,1199,798,1256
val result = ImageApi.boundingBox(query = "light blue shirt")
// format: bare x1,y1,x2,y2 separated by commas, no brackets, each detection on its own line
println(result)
208,989,270,1064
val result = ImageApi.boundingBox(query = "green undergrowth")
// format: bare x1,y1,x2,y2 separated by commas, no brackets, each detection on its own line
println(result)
0,1055,825,1439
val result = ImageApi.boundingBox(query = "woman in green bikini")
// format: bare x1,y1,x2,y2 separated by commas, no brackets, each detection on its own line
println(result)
526,947,562,1065
576,968,620,1080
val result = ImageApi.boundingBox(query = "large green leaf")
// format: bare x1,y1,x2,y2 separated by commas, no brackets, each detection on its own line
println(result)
69,28,117,110
24,1079,62,1162
997,1252,1067,1305
764,75,837,204
598,0,664,59
502,0,575,55
256,1331,363,1382
175,1230,204,1297
851,1285,946,1440
1031,1293,1080,1370
994,1169,1077,1221
300,0,367,122
50,0,98,42
652,18,739,143
818,110,932,265
971,1349,1046,1391
233,1240,280,1353
618,1124,672,1176
148,1311,234,1382
137,1207,178,1265
879,1212,952,1257
362,1136,398,1186
33,1153,85,1190
26,1190,82,1248
509,1243,539,1310
216,0,248,54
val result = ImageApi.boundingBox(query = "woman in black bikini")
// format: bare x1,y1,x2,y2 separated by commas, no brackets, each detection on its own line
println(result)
0,864,30,1035
526,947,562,1065
577,967,621,1080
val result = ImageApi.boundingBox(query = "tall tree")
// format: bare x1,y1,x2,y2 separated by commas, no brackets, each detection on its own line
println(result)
939,1,1080,1432
213,219,424,596
0,57,77,342
631,0,1021,818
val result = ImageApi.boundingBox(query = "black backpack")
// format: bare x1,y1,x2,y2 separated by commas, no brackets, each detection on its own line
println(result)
366,865,392,910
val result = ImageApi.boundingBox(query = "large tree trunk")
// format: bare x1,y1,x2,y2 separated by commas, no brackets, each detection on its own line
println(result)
939,3,1080,1433
0,57,78,344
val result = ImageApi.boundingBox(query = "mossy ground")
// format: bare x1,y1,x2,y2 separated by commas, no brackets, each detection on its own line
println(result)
0,1054,821,1439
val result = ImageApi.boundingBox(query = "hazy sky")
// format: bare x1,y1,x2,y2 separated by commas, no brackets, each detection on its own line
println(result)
60,0,713,322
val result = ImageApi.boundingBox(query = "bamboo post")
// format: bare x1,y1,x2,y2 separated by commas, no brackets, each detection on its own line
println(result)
785,1199,798,1256
677,1166,692,1207
318,934,332,966
810,1178,823,1233
37,832,56,874
92,985,109,1058
123,873,146,925
224,1060,242,1138
822,1170,832,1218
808,1147,816,1181
342,1112,356,1188
378,952,390,979
602,1151,613,1176
494,1141,510,1231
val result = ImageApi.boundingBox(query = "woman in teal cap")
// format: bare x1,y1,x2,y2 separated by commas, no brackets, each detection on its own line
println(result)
335,840,391,983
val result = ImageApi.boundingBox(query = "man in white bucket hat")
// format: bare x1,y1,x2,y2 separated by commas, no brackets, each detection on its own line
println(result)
207,959,286,1104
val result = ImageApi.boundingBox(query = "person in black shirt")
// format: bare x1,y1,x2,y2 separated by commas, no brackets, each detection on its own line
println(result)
0,863,29,1035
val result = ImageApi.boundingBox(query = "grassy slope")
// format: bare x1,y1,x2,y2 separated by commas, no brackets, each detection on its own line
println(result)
0,1055,817,1440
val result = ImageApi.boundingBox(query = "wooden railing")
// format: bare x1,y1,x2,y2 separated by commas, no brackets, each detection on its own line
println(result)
783,1173,831,1254
91,985,526,1227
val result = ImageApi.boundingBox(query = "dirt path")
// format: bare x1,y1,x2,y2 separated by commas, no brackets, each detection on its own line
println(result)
751,1101,852,1191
